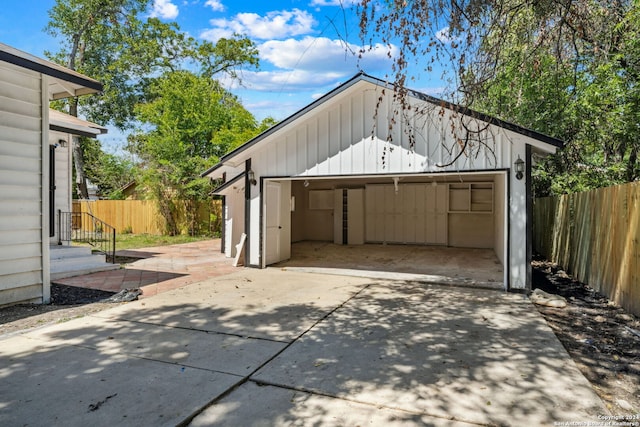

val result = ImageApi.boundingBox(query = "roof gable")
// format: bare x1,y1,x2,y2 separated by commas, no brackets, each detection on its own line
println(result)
0,43,103,100
203,72,563,178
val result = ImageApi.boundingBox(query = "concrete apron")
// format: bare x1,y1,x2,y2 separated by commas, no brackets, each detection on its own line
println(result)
0,269,607,426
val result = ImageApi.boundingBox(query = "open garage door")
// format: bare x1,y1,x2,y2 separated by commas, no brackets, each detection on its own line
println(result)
285,172,507,287
264,180,291,266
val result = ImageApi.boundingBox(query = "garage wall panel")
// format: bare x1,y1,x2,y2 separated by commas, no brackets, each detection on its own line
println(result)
365,183,449,245
435,185,448,244
414,185,426,243
402,185,416,243
306,121,318,175
347,189,364,244
365,185,384,242
329,108,341,174
448,213,494,248
351,93,365,174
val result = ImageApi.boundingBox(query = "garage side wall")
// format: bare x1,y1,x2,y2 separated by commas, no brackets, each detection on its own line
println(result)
0,62,48,305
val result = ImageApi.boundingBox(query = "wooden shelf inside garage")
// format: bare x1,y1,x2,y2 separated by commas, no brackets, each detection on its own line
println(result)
448,183,493,213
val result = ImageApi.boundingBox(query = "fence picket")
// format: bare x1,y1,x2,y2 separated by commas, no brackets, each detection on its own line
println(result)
534,182,640,317
73,199,222,236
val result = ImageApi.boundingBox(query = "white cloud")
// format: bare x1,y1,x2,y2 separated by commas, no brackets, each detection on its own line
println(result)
204,0,224,12
220,69,345,92
200,9,316,41
216,36,396,96
259,36,396,74
150,0,179,19
309,0,359,6
243,99,301,118
217,35,398,120
435,26,461,44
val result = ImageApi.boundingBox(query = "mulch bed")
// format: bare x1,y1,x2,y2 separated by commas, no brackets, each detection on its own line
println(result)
50,283,116,305
0,284,117,335
532,257,640,415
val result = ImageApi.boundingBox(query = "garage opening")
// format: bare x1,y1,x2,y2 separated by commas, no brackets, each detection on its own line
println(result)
266,172,507,288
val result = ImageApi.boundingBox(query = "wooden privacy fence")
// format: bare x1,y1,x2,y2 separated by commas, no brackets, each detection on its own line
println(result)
73,199,222,236
534,182,640,317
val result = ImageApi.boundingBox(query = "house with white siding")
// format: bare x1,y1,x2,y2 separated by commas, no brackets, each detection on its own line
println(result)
203,72,563,291
48,109,107,244
0,43,103,306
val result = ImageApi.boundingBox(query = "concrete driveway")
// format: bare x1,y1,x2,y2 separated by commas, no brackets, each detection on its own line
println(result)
0,268,608,426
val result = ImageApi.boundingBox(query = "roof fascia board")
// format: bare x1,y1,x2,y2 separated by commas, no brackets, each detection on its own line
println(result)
49,109,107,138
0,43,103,93
50,124,100,138
212,172,245,195
360,73,564,149
201,72,564,176
212,73,366,163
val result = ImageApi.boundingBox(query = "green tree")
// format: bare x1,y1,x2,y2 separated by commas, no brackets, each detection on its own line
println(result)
81,138,136,199
129,71,268,235
45,0,258,198
358,0,640,194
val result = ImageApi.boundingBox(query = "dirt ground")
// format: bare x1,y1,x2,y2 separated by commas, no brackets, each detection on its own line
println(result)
1,259,639,416
0,283,116,336
532,258,640,415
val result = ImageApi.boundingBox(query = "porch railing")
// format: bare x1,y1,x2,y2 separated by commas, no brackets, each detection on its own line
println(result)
58,210,116,263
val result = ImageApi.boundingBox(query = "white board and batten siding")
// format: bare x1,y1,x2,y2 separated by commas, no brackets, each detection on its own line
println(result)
0,61,49,305
207,75,558,289
244,80,529,286
250,80,527,178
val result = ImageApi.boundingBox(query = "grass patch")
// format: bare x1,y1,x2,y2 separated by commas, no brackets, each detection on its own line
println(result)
115,234,212,250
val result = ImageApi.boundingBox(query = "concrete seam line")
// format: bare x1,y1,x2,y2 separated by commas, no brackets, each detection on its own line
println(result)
87,316,288,344
176,282,373,427
247,378,493,427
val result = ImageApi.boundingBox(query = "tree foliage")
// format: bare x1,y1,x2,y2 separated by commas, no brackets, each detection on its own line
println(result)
358,0,640,194
45,0,258,199
81,138,136,199
128,71,270,235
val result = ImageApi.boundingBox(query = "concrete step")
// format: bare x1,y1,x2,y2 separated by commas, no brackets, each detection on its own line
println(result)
50,245,120,280
50,245,93,260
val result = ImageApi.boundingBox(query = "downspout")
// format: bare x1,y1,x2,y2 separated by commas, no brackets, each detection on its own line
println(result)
220,172,226,254
506,170,511,291
244,159,252,268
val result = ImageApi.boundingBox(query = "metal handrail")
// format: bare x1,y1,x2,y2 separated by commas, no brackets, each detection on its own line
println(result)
58,210,116,263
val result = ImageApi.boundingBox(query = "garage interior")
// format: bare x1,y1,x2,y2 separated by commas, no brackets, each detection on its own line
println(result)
271,172,506,288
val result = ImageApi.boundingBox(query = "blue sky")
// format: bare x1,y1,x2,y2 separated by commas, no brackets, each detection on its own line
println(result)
1,0,447,153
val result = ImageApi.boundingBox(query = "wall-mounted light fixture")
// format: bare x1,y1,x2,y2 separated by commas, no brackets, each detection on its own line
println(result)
514,155,525,180
58,138,68,148
247,169,257,186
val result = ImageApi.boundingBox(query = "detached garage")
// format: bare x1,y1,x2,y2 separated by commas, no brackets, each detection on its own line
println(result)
203,72,562,291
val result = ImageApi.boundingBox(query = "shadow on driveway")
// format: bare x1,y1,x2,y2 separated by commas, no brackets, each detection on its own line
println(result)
1,269,608,426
